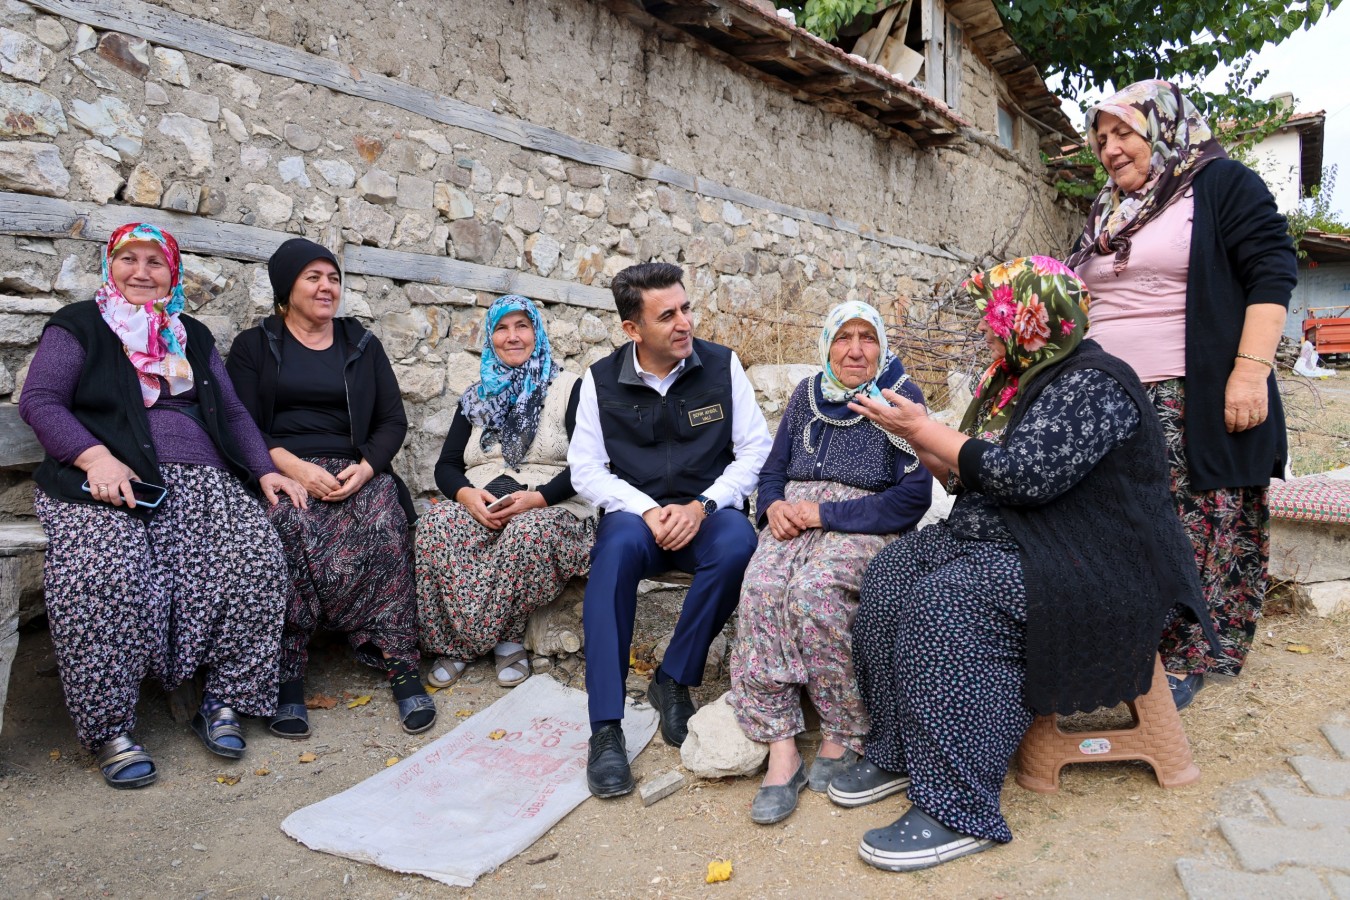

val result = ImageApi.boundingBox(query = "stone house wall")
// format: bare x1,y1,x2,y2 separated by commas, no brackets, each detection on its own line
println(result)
0,0,1081,525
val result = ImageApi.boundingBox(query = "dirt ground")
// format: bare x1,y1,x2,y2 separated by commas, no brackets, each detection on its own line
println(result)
2,369,1349,900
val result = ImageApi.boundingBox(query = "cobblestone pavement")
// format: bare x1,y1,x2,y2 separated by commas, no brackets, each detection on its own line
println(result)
1176,718,1350,898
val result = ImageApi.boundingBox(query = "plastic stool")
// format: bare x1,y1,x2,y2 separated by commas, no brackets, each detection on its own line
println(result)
1015,655,1200,793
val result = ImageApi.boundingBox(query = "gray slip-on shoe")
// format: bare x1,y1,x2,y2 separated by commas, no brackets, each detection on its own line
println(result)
807,747,860,793
751,761,808,825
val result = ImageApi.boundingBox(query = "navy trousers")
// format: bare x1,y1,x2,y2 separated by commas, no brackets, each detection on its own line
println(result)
583,509,758,726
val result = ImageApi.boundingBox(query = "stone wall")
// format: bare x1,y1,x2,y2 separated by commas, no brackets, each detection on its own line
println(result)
0,0,1082,521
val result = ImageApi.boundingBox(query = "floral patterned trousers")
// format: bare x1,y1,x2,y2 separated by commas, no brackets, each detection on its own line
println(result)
35,464,288,750
729,481,890,752
1149,380,1270,677
415,502,594,660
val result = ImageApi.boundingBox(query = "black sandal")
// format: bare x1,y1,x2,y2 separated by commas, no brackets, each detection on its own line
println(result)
397,694,437,735
268,703,311,740
96,734,157,790
191,703,246,759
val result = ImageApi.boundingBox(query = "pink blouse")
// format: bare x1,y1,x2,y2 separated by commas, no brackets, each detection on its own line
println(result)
1075,192,1194,383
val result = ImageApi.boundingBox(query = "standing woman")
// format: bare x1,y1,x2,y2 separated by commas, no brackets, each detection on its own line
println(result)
1067,80,1298,708
227,238,434,738
415,294,595,688
19,222,304,787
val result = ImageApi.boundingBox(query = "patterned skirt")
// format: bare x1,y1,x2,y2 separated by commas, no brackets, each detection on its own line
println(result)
728,481,891,751
35,464,289,750
268,458,418,681
415,500,594,660
1148,379,1270,677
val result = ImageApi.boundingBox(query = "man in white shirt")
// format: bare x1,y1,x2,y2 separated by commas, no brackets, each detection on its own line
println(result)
569,262,772,798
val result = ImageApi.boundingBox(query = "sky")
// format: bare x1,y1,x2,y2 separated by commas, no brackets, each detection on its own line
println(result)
1057,6,1350,220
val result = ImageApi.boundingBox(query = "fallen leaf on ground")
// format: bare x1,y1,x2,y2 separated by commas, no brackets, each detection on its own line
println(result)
48,749,60,761
254,767,271,776
488,729,507,740
305,694,338,710
455,709,473,718
1285,644,1313,654
215,774,241,785
298,751,318,763
347,695,372,709
706,859,732,883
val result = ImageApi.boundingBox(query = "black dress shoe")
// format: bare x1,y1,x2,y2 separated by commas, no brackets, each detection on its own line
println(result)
587,724,635,798
648,677,697,747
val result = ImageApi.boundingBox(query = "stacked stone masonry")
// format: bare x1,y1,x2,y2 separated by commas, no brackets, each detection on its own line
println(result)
0,0,1080,542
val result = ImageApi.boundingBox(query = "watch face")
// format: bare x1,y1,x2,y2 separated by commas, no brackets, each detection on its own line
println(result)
702,498,717,516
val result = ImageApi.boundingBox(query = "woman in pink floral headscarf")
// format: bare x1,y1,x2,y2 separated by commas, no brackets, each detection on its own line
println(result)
833,256,1215,873
20,223,304,790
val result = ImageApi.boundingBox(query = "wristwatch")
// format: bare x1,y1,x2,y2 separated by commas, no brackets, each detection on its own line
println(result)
696,494,717,517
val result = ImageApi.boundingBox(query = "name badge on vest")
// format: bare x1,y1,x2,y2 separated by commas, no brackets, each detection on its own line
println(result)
688,404,724,427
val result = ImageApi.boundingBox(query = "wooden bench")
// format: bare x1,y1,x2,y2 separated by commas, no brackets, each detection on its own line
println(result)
1,403,47,735
1267,471,1350,617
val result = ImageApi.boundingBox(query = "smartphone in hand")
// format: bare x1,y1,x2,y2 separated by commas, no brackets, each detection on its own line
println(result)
82,479,169,509
485,494,514,512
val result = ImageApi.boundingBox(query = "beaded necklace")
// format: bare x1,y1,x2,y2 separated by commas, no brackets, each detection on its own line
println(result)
803,374,920,473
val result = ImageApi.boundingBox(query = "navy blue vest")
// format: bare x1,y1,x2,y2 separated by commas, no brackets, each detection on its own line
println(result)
590,339,736,507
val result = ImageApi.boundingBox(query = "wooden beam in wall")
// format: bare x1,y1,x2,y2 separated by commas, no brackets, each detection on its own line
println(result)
0,193,616,309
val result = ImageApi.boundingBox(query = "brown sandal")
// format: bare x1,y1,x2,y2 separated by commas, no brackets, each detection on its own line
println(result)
494,648,531,687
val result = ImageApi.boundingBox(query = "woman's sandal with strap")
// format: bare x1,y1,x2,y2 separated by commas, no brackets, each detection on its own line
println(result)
191,703,246,759
268,703,311,740
96,734,157,790
397,694,437,735
495,648,531,688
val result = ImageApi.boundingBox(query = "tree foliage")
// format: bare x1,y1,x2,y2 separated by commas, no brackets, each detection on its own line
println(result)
781,0,875,42
994,0,1339,102
1288,165,1350,246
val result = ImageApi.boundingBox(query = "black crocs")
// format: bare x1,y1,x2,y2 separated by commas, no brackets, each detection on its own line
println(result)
859,806,995,872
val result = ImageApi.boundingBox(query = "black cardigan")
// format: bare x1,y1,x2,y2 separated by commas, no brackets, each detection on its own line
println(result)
31,301,258,520
959,341,1214,715
227,315,415,520
1182,159,1297,491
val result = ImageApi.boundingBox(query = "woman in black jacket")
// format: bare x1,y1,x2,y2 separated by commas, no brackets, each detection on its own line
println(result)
1067,80,1298,709
228,238,434,739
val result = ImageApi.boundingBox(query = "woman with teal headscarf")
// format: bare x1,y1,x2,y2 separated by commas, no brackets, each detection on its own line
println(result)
728,300,931,826
415,295,595,688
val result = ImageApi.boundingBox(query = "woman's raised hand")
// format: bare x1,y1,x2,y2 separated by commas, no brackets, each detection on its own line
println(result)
849,388,926,439
260,472,308,509
77,447,140,507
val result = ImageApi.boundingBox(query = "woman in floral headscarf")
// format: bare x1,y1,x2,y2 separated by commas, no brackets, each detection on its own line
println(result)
836,257,1214,872
20,223,305,789
1066,80,1297,709
415,295,595,689
727,301,931,826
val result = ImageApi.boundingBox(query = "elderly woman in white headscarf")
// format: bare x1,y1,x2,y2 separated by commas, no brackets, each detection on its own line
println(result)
728,301,931,825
